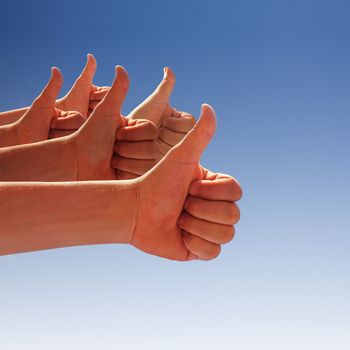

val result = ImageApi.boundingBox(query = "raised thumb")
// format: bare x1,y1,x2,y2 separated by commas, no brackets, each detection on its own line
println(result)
75,53,97,85
79,65,129,135
31,67,63,111
154,67,176,101
169,104,216,163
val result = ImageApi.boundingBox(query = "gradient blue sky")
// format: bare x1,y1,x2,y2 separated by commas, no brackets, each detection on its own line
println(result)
1,0,349,349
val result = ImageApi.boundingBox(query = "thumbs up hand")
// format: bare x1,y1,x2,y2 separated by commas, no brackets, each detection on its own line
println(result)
130,104,242,261
56,54,109,118
69,65,129,180
128,67,196,158
0,67,68,147
51,54,110,139
128,67,177,126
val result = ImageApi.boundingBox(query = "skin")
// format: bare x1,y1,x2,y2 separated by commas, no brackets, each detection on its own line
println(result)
0,56,160,179
0,66,129,181
0,105,241,261
0,54,109,131
120,67,196,178
0,66,242,261
0,59,193,180
0,68,85,148
0,66,187,182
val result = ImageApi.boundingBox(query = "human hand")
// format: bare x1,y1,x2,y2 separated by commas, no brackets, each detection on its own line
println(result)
130,104,242,261
68,65,129,180
0,66,160,183
55,54,109,118
0,68,85,147
51,54,109,138
112,118,160,179
128,68,196,160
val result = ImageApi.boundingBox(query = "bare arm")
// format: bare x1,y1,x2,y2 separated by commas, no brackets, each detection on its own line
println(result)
0,181,136,255
0,107,28,126
0,66,129,182
0,137,77,181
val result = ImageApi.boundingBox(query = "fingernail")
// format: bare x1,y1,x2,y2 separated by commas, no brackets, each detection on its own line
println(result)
163,67,168,79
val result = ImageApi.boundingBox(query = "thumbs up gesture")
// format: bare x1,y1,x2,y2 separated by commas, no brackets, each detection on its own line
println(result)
130,104,242,261
68,65,129,180
55,54,110,118
113,68,195,178
51,54,110,138
0,67,84,147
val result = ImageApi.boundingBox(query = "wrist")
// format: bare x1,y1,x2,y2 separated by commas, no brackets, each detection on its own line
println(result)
0,136,78,182
102,181,138,244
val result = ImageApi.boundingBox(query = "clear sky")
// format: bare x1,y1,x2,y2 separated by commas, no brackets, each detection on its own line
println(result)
0,0,349,349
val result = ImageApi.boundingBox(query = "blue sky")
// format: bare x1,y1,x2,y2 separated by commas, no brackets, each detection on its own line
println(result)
0,0,349,349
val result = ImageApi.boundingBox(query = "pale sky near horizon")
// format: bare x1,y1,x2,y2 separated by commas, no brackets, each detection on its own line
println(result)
0,0,349,349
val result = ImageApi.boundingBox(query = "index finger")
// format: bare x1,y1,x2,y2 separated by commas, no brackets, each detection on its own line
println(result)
189,176,243,202
116,121,159,141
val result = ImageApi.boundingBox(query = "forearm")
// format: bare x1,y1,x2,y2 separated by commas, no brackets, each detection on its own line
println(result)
0,107,28,126
0,123,18,147
0,137,77,181
0,98,70,127
0,181,137,255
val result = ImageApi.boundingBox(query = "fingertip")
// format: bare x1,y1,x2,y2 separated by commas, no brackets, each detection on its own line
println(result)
86,53,97,67
115,65,129,90
116,65,127,75
48,67,63,89
162,66,176,84
51,66,62,80
199,103,217,135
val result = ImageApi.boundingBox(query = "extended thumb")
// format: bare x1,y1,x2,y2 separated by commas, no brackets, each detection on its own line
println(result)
171,104,216,162
76,53,97,85
32,67,63,110
155,67,176,100
80,66,129,136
